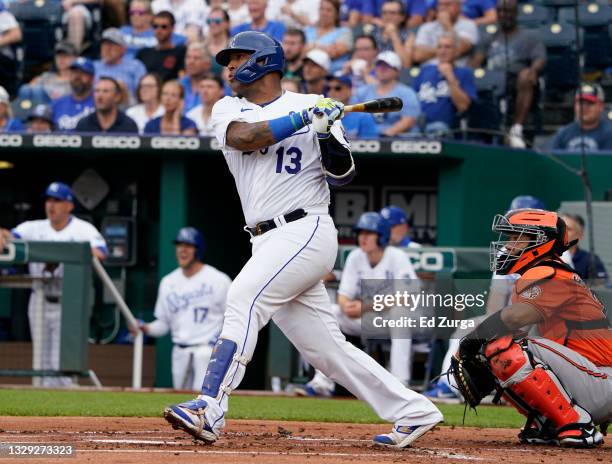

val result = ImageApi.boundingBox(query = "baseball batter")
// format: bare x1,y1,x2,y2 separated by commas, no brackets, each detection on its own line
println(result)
0,182,107,387
134,227,231,391
164,31,443,448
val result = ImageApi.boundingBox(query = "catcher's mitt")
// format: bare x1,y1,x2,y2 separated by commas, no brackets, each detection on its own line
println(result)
450,343,497,408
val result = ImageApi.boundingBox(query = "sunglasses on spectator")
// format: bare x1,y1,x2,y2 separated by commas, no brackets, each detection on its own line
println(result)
153,23,170,29
130,9,147,15
327,85,344,91
207,17,224,24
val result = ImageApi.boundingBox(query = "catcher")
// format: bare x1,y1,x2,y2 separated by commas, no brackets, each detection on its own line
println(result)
453,209,611,448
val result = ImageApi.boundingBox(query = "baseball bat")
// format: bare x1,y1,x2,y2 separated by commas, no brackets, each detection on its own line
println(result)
344,97,403,114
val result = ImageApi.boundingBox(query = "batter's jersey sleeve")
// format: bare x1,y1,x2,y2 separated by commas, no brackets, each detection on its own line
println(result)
338,249,361,300
211,96,255,149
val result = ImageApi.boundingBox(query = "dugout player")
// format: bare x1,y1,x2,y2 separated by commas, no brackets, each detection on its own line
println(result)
131,227,231,391
0,182,107,387
380,205,421,248
456,209,612,447
163,31,443,448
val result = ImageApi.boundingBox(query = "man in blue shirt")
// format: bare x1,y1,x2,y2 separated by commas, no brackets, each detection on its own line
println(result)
179,43,213,112
560,213,608,282
327,73,378,139
94,28,147,102
51,57,95,132
231,0,285,41
354,51,421,136
413,33,476,135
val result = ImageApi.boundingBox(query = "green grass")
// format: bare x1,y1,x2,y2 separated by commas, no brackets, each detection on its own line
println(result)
0,390,523,428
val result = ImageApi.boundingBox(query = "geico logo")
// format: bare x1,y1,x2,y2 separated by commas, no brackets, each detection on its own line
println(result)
151,137,200,150
406,251,444,272
351,140,380,152
33,135,82,148
391,140,442,154
0,134,22,147
92,136,141,149
209,138,221,150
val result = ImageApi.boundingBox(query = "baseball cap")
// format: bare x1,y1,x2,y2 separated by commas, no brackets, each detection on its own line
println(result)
575,82,604,103
380,205,408,226
28,104,54,124
327,72,352,87
0,85,8,105
55,40,78,56
304,49,331,73
376,51,402,71
45,182,74,203
69,57,95,75
101,27,127,47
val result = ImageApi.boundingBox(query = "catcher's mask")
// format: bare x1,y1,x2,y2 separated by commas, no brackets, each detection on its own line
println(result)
490,209,576,275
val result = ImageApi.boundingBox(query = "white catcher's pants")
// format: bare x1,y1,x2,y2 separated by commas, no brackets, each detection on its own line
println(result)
202,213,442,432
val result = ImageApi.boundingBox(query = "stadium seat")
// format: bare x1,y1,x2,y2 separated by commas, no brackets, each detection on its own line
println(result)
517,3,551,29
11,95,47,123
538,23,579,100
466,69,506,143
399,67,421,87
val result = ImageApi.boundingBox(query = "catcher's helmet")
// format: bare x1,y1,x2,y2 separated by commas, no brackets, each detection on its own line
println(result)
490,209,575,275
173,227,205,261
380,205,409,227
216,31,285,84
508,195,546,212
354,212,391,248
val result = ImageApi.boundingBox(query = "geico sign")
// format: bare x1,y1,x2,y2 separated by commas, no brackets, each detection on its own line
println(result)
406,251,445,272
391,140,442,154
33,134,82,148
151,137,200,150
0,134,22,147
351,140,381,153
92,136,141,149
209,137,221,150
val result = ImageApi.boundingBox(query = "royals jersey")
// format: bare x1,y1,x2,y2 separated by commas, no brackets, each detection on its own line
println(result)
11,216,108,297
212,91,332,226
339,247,419,301
154,265,231,346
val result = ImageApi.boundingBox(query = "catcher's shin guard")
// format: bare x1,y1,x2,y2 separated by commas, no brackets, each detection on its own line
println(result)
486,337,602,448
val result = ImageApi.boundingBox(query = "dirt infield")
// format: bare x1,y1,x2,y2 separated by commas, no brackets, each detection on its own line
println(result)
0,417,609,463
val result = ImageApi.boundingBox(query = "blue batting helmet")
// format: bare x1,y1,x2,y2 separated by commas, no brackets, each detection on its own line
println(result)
354,212,391,247
508,195,546,212
173,227,205,261
216,31,285,84
380,205,409,227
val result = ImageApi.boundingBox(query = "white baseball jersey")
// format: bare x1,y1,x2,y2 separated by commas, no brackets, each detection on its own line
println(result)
11,216,107,296
212,91,330,226
153,265,231,346
339,247,419,300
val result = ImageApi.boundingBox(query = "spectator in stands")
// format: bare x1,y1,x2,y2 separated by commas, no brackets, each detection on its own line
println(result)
227,0,250,29
560,213,609,282
0,2,22,97
51,57,95,132
203,7,231,76
462,0,496,25
550,83,612,152
186,75,225,136
471,0,545,148
281,78,300,92
343,0,365,27
231,0,285,41
152,0,207,43
356,0,427,26
137,11,187,82
327,73,378,138
301,49,330,95
75,77,138,133
126,73,164,133
303,0,352,73
367,0,417,66
0,85,24,132
180,43,213,112
61,0,100,53
342,34,378,88
414,0,478,67
282,28,306,81
94,28,147,103
144,80,197,135
19,41,78,103
354,51,421,136
26,104,54,133
279,0,317,29
413,33,476,135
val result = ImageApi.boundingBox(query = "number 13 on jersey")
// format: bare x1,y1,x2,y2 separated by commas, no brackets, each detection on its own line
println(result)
275,146,302,174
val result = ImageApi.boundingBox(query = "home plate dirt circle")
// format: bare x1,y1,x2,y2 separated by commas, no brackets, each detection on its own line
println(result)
0,417,609,463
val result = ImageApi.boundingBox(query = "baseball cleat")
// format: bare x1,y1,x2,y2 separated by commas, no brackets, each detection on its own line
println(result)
373,422,439,448
518,420,558,445
163,398,217,443
557,423,604,448
423,382,460,402
294,385,334,398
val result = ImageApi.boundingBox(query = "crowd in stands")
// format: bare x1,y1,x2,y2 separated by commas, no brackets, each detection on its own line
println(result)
1,0,612,150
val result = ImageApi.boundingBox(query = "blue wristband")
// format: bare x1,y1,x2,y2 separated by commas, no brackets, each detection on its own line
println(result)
269,111,308,143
